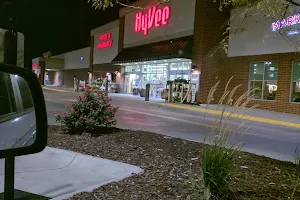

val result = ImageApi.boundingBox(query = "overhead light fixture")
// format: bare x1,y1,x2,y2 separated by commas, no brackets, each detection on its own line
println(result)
143,62,146,63
154,61,156,62
135,63,138,64
191,64,197,71
177,59,181,61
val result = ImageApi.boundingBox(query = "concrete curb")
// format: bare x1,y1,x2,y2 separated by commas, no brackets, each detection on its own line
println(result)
153,102,300,129
42,87,73,93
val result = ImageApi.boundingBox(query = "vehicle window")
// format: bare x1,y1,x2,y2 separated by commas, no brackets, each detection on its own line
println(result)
15,76,34,110
0,72,16,116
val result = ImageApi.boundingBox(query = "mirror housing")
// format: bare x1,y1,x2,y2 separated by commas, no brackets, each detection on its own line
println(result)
0,63,47,158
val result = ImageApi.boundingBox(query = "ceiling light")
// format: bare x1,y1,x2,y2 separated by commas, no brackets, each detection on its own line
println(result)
154,61,156,62
177,59,181,61
135,63,137,64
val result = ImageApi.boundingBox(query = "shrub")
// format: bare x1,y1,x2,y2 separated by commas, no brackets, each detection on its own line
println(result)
202,137,239,199
55,87,118,132
202,76,259,199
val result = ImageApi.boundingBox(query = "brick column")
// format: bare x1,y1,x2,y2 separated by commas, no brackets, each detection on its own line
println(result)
193,0,230,103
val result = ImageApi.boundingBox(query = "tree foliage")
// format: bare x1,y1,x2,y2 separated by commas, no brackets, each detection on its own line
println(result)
88,0,169,10
87,0,115,10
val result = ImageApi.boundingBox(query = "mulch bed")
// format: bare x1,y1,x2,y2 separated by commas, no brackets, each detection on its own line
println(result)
47,125,299,200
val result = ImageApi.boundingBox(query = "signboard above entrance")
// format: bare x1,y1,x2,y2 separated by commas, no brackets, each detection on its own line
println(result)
135,5,171,36
97,32,113,49
272,14,300,31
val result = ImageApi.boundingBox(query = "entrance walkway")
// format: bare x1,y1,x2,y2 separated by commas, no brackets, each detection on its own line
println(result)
109,93,165,103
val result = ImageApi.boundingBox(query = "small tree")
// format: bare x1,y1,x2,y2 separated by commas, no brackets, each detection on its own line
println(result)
55,87,118,133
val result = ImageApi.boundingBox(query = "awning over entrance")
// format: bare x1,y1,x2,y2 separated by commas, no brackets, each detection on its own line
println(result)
112,35,193,64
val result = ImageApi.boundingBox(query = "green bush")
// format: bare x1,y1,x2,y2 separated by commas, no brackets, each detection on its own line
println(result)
202,139,238,199
55,87,118,132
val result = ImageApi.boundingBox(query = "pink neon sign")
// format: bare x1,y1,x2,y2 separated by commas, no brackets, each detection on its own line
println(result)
135,5,171,35
272,14,300,31
97,32,113,49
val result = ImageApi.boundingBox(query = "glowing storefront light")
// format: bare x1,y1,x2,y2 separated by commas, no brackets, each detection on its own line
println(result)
97,32,113,49
135,5,171,35
272,14,300,31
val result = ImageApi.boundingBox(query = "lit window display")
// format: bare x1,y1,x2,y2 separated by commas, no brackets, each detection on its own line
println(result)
291,61,300,102
124,61,192,97
249,61,278,101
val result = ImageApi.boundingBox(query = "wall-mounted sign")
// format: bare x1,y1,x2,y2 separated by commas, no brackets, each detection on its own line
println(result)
97,32,113,49
272,14,300,31
135,5,171,35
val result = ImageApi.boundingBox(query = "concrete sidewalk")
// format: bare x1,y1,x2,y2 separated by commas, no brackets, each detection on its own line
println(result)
0,147,142,200
155,102,300,129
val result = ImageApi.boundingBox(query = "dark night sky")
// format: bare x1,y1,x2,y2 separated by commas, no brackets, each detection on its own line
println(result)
0,0,122,61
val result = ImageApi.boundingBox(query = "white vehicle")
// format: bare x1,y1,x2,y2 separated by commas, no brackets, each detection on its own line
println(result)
0,71,36,150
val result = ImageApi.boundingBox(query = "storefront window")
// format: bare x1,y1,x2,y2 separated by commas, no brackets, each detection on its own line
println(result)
170,62,190,71
140,64,168,88
249,62,278,101
291,61,300,102
125,65,141,72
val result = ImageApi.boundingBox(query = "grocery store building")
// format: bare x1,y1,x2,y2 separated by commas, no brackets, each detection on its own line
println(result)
193,0,300,114
32,48,90,87
108,0,199,97
32,0,300,114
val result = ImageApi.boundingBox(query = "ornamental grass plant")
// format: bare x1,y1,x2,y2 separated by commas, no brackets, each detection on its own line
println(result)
202,76,259,199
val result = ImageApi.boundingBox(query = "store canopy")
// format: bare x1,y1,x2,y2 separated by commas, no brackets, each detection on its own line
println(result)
112,35,193,64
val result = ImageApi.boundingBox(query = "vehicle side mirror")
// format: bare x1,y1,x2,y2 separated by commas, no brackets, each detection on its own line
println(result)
0,63,47,157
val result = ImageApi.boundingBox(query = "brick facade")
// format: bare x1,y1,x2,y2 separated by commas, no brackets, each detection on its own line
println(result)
193,0,300,114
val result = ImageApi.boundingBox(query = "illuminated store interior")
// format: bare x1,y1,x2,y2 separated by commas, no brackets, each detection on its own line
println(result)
115,58,199,97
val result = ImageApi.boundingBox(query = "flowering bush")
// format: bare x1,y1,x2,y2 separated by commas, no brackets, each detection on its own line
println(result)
55,87,118,132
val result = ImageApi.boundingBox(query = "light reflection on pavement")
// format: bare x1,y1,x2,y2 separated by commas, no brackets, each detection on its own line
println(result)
44,90,300,162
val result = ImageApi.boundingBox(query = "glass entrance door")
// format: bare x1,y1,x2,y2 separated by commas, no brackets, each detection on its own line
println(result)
125,73,141,94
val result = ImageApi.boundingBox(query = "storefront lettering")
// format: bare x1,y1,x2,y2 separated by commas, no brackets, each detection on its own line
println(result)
97,32,113,49
272,14,300,31
135,5,171,35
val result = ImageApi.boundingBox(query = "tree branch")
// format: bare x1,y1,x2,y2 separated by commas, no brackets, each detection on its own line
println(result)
286,0,300,7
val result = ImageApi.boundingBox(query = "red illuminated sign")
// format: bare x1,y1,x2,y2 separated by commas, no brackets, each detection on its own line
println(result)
135,5,171,35
97,32,113,49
